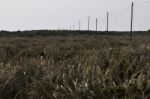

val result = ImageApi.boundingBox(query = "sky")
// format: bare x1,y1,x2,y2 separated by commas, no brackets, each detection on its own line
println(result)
0,0,150,31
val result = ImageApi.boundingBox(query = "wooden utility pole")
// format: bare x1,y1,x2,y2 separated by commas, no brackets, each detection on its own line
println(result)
88,16,90,31
96,18,98,31
107,12,109,38
130,2,134,39
73,25,74,31
79,20,81,31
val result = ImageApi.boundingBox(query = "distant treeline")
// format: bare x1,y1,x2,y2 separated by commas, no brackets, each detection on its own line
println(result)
0,30,150,37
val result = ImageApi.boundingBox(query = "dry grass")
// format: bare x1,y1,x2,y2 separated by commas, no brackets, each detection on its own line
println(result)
0,35,150,99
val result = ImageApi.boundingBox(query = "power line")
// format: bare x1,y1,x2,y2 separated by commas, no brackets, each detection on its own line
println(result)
135,0,150,5
134,1,150,7
135,4,150,7
135,3,150,6
110,5,131,16
64,1,150,32
111,8,130,17
99,15,106,23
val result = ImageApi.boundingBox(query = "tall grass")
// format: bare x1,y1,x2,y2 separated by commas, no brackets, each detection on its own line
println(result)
0,35,150,99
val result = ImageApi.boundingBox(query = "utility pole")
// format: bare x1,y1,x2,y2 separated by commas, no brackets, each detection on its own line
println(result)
107,12,109,38
73,25,74,31
88,16,90,31
79,20,81,31
130,2,134,39
96,18,98,31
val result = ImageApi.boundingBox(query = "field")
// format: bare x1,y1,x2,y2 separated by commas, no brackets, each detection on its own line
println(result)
1,31,150,99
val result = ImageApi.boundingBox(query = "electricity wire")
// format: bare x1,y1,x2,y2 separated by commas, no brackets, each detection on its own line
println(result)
99,15,106,23
135,4,150,8
135,0,150,5
135,0,150,7
110,5,131,16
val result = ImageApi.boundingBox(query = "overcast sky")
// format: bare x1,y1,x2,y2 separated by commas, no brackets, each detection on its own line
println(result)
0,0,150,31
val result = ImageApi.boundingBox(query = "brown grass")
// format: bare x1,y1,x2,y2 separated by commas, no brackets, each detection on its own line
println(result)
0,35,150,99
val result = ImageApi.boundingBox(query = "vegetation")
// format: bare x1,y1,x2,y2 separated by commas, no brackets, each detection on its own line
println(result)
0,32,150,99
